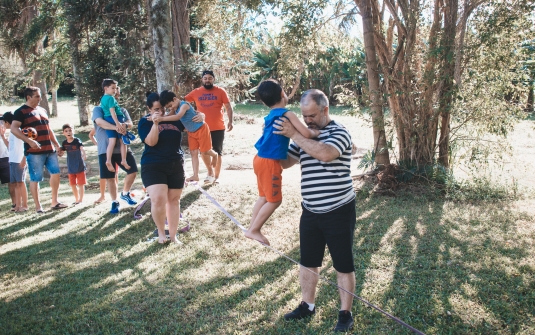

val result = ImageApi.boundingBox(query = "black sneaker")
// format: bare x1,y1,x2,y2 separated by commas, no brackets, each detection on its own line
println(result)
284,301,315,321
334,310,354,332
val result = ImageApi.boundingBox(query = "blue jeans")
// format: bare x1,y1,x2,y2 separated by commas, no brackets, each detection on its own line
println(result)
26,152,60,182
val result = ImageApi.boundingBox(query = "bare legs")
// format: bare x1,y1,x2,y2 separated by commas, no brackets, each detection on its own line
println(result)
201,153,222,180
186,149,200,182
71,184,84,203
299,267,355,311
244,197,281,245
146,184,183,244
13,182,28,211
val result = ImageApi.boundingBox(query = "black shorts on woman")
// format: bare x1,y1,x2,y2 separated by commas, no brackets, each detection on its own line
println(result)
138,116,186,189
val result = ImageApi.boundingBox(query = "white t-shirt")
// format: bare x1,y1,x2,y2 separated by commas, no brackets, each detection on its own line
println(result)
0,134,8,158
9,133,24,163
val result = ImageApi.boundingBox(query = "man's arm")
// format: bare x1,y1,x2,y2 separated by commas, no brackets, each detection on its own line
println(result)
121,108,133,130
95,117,124,133
224,102,233,131
10,120,40,149
280,156,299,169
273,118,339,162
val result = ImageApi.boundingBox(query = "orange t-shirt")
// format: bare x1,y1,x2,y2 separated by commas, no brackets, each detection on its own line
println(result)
185,86,230,131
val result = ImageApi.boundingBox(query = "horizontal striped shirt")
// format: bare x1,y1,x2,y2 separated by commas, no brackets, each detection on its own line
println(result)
13,105,55,155
287,120,355,213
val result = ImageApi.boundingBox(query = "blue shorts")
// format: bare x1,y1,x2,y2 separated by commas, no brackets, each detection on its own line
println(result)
104,115,126,139
26,152,60,182
9,162,27,183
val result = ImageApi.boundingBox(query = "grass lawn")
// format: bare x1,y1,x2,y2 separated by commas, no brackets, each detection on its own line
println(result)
0,100,534,334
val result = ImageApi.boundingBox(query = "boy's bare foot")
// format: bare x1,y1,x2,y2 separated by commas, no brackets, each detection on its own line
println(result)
244,230,270,246
169,237,183,245
94,196,105,204
186,176,199,182
106,161,116,172
121,160,131,170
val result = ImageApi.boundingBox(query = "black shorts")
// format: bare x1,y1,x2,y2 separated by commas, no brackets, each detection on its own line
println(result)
299,198,356,273
141,159,185,189
0,157,9,184
98,153,138,179
210,130,225,156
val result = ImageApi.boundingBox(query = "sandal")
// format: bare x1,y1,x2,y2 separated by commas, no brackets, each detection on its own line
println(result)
52,203,68,210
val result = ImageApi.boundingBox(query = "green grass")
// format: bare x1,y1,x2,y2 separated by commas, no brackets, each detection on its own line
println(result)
0,102,534,334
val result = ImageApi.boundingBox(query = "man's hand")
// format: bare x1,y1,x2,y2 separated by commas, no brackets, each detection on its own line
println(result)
273,117,297,138
116,123,126,134
227,121,233,132
28,139,41,150
191,112,205,123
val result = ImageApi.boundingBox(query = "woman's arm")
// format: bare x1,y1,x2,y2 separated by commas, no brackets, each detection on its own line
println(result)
143,114,161,147
284,111,320,138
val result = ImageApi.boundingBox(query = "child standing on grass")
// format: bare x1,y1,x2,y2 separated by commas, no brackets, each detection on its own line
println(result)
1,112,28,212
159,90,218,182
61,124,87,204
245,79,320,245
100,79,135,173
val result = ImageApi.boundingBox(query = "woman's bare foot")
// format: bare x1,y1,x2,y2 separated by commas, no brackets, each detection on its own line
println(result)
244,230,270,246
158,235,169,244
106,161,116,172
169,237,183,245
121,160,131,170
94,196,105,204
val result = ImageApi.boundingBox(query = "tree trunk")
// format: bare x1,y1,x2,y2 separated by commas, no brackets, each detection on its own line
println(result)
526,83,534,113
171,0,190,71
355,0,390,166
32,69,50,113
437,0,458,168
51,89,58,117
72,46,89,126
151,0,175,92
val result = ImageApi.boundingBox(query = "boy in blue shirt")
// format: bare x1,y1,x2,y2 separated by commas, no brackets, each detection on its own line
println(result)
100,79,135,173
246,79,319,245
60,124,87,204
159,90,218,182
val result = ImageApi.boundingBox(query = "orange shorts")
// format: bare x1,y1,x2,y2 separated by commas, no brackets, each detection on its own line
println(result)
253,155,282,203
188,123,213,153
68,171,87,186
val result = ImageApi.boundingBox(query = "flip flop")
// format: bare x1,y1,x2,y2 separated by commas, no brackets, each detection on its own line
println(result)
36,209,46,214
51,203,68,210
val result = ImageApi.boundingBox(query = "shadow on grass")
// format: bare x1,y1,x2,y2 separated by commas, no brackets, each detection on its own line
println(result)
1,183,534,334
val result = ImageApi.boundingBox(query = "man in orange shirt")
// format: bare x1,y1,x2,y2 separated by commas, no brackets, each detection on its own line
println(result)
185,70,233,184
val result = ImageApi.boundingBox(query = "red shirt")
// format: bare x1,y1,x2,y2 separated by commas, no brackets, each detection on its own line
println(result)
13,104,55,155
185,86,230,131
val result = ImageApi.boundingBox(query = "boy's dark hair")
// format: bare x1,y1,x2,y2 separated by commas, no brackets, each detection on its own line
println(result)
23,86,40,101
102,79,118,90
0,111,13,124
257,79,283,107
159,90,177,108
62,123,73,131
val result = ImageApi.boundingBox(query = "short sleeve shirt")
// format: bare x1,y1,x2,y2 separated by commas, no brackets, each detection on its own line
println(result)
8,133,25,163
92,106,132,155
138,116,185,165
100,95,123,118
287,120,355,213
13,104,55,155
61,137,86,174
184,86,230,131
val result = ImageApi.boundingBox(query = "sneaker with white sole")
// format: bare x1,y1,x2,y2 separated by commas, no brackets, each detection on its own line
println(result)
284,301,315,321
204,175,215,184
110,201,120,214
120,192,138,205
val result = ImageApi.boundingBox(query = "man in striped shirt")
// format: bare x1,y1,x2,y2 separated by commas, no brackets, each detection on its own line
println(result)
11,87,67,213
275,89,356,332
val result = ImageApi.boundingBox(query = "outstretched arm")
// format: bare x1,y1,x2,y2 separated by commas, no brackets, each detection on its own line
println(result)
161,104,189,122
284,111,320,139
273,118,339,162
